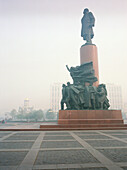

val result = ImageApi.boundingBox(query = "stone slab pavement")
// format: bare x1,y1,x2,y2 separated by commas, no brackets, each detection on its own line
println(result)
0,130,127,170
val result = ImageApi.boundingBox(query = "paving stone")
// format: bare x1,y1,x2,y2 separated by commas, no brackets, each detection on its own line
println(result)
0,132,12,133
13,133,40,136
75,132,99,135
0,151,28,166
41,141,83,148
0,132,11,134
97,148,127,162
45,132,70,135
0,133,11,138
111,134,127,138
122,167,127,170
4,135,38,140
59,169,76,170
0,142,34,149
79,135,111,140
102,131,127,134
56,169,68,170
43,135,75,140
0,165,18,170
68,168,108,170
85,139,127,147
34,150,99,165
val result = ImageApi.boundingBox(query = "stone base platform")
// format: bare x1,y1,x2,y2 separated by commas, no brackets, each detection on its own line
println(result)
59,110,122,119
58,110,123,124
40,110,127,131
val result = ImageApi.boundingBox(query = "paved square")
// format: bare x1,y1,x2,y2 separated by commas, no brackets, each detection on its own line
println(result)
0,130,127,169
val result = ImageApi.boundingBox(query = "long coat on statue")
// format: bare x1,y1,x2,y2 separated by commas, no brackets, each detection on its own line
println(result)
81,12,95,40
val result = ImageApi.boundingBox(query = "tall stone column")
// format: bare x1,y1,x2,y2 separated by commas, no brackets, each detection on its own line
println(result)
80,44,99,86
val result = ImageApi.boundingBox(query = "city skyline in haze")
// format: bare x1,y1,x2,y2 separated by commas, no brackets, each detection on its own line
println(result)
0,0,127,114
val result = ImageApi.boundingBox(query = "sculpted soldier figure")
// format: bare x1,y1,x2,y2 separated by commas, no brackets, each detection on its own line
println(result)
61,84,67,110
61,83,71,110
81,8,95,44
96,84,110,110
66,82,81,110
88,85,97,109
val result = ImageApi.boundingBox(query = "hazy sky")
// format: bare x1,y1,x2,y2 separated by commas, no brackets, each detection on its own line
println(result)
0,0,127,114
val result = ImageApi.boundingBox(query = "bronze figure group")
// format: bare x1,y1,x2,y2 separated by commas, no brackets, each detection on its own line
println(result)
61,82,110,110
61,62,110,110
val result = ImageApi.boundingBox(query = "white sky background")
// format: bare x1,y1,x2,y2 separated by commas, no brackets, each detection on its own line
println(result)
0,0,127,114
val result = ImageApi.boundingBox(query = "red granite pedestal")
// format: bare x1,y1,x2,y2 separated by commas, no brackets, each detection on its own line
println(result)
40,110,127,131
58,110,123,124
80,45,99,86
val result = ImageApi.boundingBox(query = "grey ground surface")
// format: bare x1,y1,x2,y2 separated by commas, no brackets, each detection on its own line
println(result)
0,129,127,169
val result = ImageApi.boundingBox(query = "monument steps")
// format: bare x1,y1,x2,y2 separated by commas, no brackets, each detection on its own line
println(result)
58,119,123,124
39,126,127,131
40,124,127,128
40,121,127,130
1,125,127,131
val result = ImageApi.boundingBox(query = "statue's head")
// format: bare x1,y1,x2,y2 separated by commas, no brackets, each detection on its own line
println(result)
62,84,66,87
83,8,89,14
67,82,70,86
98,84,107,94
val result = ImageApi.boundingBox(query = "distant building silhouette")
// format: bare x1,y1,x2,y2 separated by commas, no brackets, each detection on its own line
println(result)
50,83,62,113
106,84,123,110
18,98,34,114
